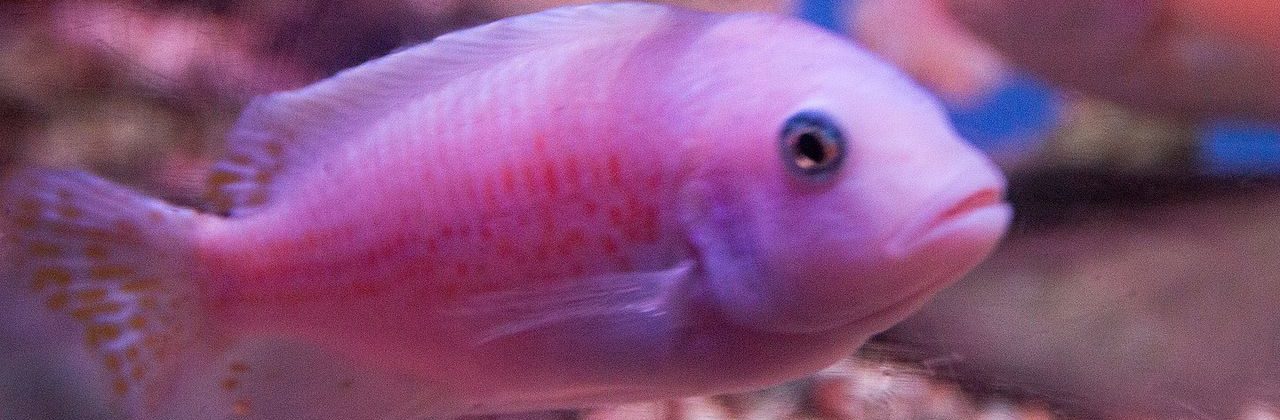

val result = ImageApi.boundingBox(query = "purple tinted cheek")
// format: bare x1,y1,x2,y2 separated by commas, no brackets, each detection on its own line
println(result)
680,182,781,331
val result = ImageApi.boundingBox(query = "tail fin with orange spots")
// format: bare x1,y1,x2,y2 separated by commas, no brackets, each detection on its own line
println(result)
1,168,206,418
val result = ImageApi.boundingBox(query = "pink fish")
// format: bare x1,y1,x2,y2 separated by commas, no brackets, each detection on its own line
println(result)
1,3,1010,418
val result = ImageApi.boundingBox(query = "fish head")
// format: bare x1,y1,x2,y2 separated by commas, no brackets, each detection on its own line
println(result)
666,14,1012,335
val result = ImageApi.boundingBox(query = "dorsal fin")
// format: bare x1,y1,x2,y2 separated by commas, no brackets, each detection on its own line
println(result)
206,2,675,216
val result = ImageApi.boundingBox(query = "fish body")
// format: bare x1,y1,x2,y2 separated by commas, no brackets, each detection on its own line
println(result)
1,3,1010,418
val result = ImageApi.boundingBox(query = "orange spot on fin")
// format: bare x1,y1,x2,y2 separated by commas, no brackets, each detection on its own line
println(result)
232,398,252,416
71,302,124,321
207,171,242,187
206,125,294,216
127,315,147,329
86,324,122,345
105,354,123,372
30,242,63,257
13,200,40,228
32,267,72,291
90,264,136,280
46,292,70,310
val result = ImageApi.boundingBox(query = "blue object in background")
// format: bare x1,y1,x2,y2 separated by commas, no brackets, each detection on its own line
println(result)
796,0,847,31
1202,121,1280,175
946,74,1060,155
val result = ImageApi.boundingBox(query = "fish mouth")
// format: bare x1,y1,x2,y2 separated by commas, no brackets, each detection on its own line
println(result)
886,184,1011,257
848,184,1011,332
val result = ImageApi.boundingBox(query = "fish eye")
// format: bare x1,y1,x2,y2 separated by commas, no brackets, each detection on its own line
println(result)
780,111,845,181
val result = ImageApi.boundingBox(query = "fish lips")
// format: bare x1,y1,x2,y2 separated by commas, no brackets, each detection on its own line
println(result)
886,176,1012,258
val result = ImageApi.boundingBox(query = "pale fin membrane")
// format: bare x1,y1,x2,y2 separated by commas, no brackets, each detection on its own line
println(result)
1,169,207,418
206,2,673,216
441,262,694,344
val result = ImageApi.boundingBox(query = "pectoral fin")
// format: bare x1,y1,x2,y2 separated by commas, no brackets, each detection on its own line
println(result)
441,261,695,344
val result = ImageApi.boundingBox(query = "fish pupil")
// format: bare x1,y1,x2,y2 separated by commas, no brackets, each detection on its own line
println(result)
793,131,829,169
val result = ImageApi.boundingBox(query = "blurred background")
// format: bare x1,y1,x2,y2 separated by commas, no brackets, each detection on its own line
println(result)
2,0,1279,418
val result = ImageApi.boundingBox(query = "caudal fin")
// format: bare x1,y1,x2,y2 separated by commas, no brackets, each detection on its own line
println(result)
1,169,206,417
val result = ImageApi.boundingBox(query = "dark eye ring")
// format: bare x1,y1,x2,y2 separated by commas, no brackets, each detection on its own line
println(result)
780,111,845,181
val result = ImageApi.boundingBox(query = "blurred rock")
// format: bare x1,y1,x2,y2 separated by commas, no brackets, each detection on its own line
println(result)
1033,96,1200,176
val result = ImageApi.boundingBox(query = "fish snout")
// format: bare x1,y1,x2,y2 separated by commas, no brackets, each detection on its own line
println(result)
821,167,1012,332
886,169,1011,258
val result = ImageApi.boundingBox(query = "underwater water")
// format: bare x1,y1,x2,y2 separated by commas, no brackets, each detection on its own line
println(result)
2,0,1279,419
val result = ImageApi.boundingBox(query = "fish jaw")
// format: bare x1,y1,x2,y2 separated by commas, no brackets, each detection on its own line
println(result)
686,162,1010,337
854,185,1011,333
